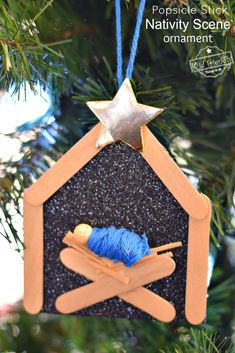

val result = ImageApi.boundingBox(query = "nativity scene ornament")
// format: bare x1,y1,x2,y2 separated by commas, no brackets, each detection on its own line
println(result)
24,0,211,326
24,78,211,325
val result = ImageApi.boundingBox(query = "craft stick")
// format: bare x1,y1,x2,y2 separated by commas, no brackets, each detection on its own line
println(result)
88,252,173,283
185,195,211,325
120,287,175,323
138,251,173,264
56,252,175,314
101,257,114,267
23,201,43,314
88,259,130,285
151,242,182,254
161,251,173,258
113,252,173,271
63,232,101,264
57,248,176,322
24,123,102,206
141,126,210,219
90,251,173,274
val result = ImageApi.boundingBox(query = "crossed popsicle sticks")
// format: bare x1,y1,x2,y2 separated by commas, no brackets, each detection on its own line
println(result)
55,235,182,323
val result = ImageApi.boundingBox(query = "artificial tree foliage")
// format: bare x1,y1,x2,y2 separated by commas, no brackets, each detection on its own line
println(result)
0,0,234,351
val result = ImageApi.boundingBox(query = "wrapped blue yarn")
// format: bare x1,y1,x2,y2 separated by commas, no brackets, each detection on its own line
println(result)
87,226,151,267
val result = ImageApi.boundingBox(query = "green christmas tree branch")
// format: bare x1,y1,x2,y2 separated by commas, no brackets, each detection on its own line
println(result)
0,0,71,95
0,1,234,351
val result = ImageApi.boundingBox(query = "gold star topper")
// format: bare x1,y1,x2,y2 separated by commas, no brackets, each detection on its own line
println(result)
86,78,163,150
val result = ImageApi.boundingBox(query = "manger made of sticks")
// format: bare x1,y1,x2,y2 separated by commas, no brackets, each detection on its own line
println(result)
55,231,182,322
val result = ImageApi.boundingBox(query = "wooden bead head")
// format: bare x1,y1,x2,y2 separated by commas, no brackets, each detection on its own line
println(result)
74,224,93,244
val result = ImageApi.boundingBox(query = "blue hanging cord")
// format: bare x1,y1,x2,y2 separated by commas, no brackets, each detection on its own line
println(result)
115,0,123,87
126,0,147,80
115,0,147,85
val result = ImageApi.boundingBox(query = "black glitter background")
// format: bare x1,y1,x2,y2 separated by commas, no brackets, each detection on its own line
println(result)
43,141,188,320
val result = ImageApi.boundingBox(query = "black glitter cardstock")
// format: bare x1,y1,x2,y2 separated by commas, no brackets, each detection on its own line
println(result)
43,141,188,320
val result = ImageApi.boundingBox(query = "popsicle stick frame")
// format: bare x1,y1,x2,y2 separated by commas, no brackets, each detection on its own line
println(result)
24,124,211,324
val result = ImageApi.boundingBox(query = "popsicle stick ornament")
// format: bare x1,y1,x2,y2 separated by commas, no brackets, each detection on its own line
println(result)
24,0,211,324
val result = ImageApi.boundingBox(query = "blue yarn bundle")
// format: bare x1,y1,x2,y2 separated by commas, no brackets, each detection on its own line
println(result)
87,226,151,267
